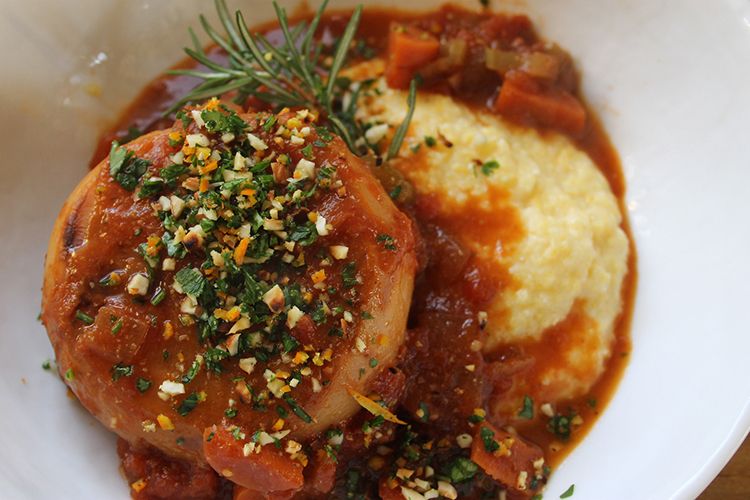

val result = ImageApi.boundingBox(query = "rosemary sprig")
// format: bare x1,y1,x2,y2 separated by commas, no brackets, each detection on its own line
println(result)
168,0,416,160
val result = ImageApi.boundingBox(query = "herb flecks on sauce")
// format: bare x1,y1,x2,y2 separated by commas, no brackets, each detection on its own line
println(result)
111,100,367,466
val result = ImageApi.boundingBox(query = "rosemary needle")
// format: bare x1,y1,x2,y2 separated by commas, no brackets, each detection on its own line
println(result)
169,0,417,162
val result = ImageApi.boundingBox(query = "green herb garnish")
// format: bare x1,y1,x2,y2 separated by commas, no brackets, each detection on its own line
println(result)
376,233,397,251
177,392,200,416
136,378,152,393
170,0,417,160
480,426,500,452
111,363,133,381
560,484,575,498
109,141,150,191
518,395,534,420
480,159,500,176
75,310,94,325
445,457,478,483
175,267,206,297
150,287,167,306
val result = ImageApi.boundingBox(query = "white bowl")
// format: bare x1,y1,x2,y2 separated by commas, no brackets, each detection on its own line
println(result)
2,1,749,498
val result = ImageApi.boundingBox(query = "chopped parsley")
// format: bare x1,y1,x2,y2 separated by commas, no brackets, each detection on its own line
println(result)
174,267,205,297
424,135,437,147
288,222,318,246
64,368,74,381
111,363,133,381
301,143,314,159
342,262,359,288
136,378,152,393
518,395,534,420
181,358,202,384
480,160,500,176
201,106,247,135
445,457,478,483
177,392,200,416
109,141,150,191
480,426,500,453
560,484,575,498
376,233,397,251
548,413,574,440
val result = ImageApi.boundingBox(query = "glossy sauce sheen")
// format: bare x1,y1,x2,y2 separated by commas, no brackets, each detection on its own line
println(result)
88,6,636,498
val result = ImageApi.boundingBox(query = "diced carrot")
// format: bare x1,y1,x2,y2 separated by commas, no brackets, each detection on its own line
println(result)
385,24,441,89
470,422,543,495
203,426,303,494
494,70,587,136
234,237,250,266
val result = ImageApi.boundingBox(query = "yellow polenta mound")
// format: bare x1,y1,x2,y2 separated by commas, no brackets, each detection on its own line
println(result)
357,70,628,402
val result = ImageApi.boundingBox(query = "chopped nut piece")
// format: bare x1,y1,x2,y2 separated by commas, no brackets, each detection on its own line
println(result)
238,357,257,375
329,245,349,260
127,273,149,296
158,380,185,397
262,285,285,313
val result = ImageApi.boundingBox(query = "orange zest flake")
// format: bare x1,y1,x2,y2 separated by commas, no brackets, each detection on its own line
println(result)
168,131,183,144
145,235,161,256
181,145,196,157
198,159,218,175
199,176,210,193
234,237,250,266
272,418,285,431
106,272,121,286
196,147,211,161
376,334,388,346
311,269,326,284
156,414,174,431
240,188,257,205
162,321,174,340
292,351,309,365
131,479,147,493
225,306,241,322
204,97,220,111
349,389,406,425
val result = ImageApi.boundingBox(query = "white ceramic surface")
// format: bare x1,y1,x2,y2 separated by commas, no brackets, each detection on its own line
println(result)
1,0,749,499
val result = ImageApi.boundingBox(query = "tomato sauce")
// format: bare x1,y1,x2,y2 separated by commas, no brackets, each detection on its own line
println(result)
88,5,636,498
